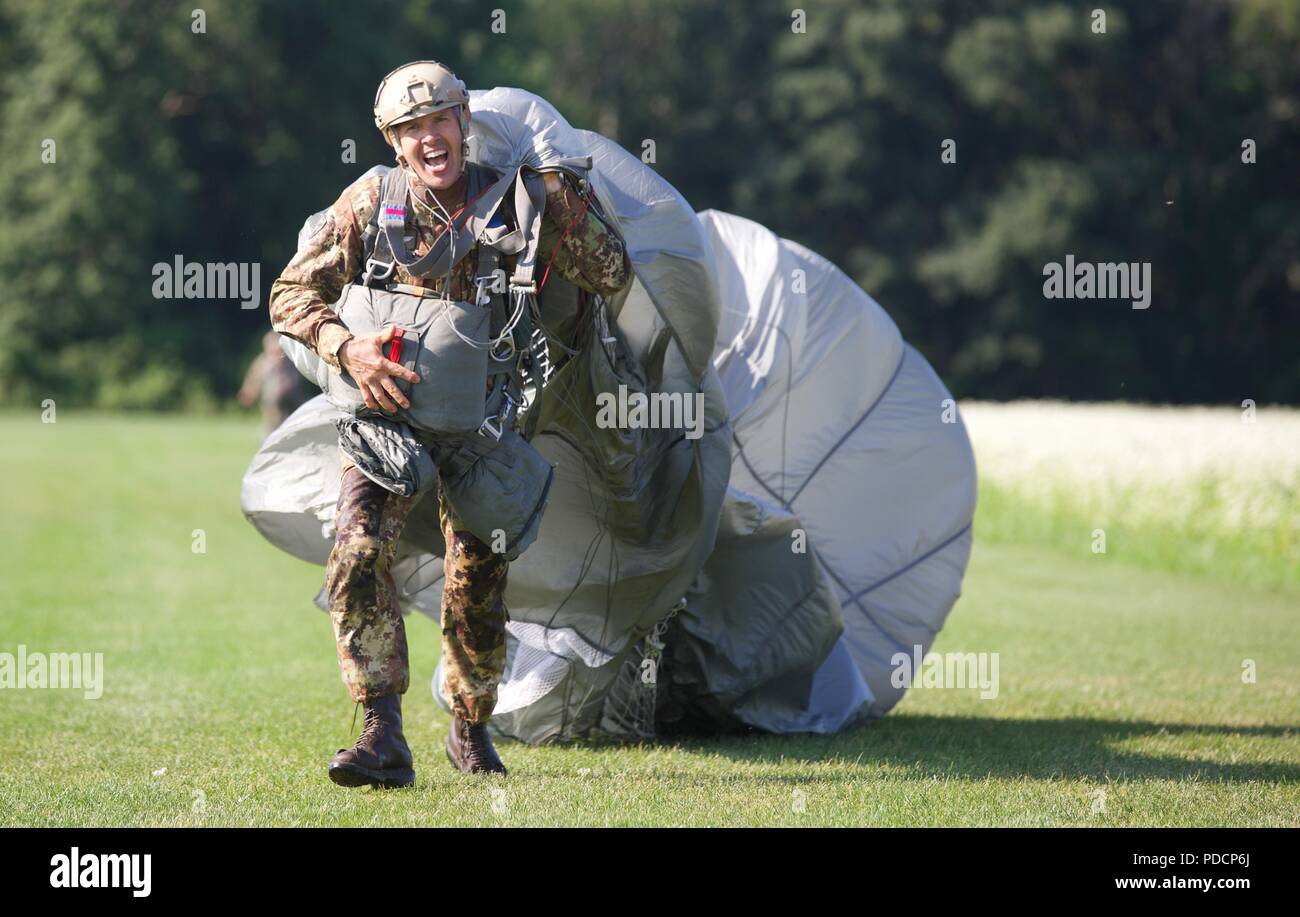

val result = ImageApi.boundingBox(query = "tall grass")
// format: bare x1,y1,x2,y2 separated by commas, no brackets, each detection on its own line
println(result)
961,401,1300,594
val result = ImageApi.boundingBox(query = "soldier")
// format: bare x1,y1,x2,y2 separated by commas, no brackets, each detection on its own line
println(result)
237,331,313,435
268,61,632,787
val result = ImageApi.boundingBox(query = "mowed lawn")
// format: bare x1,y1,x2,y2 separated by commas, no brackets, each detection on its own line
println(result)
0,409,1296,827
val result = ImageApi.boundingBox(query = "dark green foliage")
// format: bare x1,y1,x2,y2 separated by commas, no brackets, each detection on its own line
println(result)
2,0,1296,408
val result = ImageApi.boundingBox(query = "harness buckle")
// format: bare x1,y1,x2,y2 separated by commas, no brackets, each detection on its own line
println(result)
364,258,395,285
473,273,500,306
490,336,517,363
477,414,504,442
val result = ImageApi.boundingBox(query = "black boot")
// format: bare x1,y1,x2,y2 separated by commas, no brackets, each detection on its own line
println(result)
446,716,508,776
329,694,415,789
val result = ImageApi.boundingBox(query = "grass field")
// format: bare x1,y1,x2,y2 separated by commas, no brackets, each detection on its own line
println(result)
0,407,1296,827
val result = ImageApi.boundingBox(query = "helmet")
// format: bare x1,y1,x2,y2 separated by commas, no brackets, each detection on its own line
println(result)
373,61,470,134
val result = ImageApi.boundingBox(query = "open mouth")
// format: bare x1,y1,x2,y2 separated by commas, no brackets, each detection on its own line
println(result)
422,149,450,173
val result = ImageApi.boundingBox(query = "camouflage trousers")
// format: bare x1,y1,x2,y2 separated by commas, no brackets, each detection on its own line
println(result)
326,453,510,724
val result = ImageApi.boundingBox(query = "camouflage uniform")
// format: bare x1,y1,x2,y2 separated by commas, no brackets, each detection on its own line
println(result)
270,166,631,723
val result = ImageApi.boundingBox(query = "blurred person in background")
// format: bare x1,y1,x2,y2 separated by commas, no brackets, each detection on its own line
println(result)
238,331,313,435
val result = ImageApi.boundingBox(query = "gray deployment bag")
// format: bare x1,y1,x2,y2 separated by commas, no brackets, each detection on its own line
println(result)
325,283,491,435
335,414,438,498
427,427,556,561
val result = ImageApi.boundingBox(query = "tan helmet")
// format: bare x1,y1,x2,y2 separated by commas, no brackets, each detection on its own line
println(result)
373,60,469,134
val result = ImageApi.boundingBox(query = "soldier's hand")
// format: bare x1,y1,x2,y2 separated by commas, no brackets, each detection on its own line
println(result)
338,325,422,415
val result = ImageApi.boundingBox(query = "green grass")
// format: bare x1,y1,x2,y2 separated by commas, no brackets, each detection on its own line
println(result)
974,478,1300,596
0,409,1296,826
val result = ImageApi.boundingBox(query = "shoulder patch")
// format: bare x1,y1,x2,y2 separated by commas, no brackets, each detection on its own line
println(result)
298,211,332,250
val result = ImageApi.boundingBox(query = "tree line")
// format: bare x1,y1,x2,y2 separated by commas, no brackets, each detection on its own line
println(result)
1,0,1296,410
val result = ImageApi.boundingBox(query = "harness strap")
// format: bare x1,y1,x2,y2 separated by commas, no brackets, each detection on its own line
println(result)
378,163,517,278
356,159,600,446
384,282,442,297
508,169,547,293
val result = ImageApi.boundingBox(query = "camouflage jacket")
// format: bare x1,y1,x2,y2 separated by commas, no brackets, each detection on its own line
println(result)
268,167,632,372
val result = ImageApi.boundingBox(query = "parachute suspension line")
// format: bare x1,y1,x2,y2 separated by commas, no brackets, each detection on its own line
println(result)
405,167,462,305
536,192,592,294
732,431,791,512
438,192,457,308
537,345,620,633
400,170,456,309
527,319,554,386
399,552,444,598
528,287,582,362
540,399,614,627
532,317,618,626
530,190,599,371
537,389,623,739
556,288,701,741
436,286,528,351
527,294,631,735
407,166,528,353
600,596,684,742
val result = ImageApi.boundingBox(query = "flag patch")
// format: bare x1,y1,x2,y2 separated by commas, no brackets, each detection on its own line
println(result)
380,205,406,226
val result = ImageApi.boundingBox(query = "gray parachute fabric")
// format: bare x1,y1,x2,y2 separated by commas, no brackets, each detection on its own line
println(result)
672,210,977,733
240,86,976,744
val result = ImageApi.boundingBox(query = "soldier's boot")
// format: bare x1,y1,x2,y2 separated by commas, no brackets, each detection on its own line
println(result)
328,693,416,789
445,716,508,776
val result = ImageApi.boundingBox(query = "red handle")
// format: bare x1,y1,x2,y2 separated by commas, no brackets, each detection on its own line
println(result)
385,328,404,363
